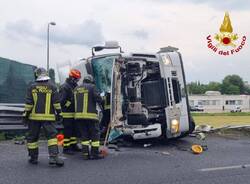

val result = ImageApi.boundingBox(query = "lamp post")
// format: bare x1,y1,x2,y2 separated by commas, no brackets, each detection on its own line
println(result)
47,22,56,72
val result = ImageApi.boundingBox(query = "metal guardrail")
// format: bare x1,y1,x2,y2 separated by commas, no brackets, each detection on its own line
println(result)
0,104,63,131
0,104,25,130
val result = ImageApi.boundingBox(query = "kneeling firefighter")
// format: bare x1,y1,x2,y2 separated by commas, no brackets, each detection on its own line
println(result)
74,75,104,159
23,68,64,166
59,69,81,154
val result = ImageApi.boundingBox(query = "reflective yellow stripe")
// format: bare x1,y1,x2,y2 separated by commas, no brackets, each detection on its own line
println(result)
48,138,58,146
63,138,71,147
64,143,71,147
83,91,88,113
81,141,90,146
27,142,38,149
62,112,74,118
45,93,51,115
64,138,70,142
32,93,38,115
70,137,77,144
104,96,110,110
65,101,71,107
53,103,61,110
74,113,98,120
25,104,33,111
104,104,111,110
91,141,100,147
29,114,56,121
74,92,77,113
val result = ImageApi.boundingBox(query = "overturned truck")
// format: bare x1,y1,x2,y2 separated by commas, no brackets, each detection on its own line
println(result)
65,42,195,140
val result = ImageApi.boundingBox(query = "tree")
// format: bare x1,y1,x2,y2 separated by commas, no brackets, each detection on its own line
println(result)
221,75,244,94
187,74,249,95
222,84,240,94
206,82,221,91
187,81,208,94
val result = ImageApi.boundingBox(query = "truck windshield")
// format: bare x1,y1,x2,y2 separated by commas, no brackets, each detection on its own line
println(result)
91,55,118,92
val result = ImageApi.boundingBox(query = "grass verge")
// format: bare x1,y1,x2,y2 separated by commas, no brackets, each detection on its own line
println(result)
193,115,250,128
191,112,250,116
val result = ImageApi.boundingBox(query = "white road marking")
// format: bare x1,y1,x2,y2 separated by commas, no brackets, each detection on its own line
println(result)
200,164,250,172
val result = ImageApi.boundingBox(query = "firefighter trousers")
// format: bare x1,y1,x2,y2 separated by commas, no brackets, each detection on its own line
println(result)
76,119,100,156
26,121,59,158
62,118,79,150
100,109,110,133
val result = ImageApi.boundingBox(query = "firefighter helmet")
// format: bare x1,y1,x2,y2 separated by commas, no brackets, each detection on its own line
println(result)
69,69,81,79
83,75,94,83
34,67,50,81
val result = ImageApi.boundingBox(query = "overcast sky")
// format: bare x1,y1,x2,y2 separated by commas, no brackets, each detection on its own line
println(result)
0,0,249,83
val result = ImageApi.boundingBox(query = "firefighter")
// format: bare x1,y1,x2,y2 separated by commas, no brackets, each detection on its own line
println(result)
23,67,64,166
100,92,111,136
74,75,104,160
59,69,81,155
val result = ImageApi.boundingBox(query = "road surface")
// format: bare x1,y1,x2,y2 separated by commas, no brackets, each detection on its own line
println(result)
1,134,250,184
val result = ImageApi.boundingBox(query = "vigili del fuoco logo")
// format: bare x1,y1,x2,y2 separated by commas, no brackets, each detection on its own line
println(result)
206,12,246,56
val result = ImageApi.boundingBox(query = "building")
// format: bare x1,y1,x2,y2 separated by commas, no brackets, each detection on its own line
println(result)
189,91,250,112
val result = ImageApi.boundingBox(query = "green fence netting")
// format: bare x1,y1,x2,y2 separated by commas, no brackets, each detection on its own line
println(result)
0,57,36,103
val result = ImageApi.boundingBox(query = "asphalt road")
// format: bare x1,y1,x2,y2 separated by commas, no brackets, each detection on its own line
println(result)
1,134,250,184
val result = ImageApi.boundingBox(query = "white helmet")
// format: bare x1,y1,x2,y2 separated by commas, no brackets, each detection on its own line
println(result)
35,67,50,81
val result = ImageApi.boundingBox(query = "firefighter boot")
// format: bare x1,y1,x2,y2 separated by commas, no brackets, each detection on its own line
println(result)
28,148,38,165
70,137,81,152
90,147,104,160
49,156,64,167
63,138,74,155
48,145,64,167
82,145,89,160
29,156,38,165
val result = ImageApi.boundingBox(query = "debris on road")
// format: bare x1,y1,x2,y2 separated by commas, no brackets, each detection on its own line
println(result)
13,136,25,145
194,124,250,134
191,144,203,154
161,151,171,156
143,144,152,148
196,132,206,140
154,151,171,156
195,125,213,133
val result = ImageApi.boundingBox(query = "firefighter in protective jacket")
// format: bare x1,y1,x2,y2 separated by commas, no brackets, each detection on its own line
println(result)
59,69,81,154
23,68,64,166
100,92,111,136
74,75,104,159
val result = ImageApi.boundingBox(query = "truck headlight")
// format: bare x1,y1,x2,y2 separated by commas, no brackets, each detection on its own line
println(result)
171,119,179,133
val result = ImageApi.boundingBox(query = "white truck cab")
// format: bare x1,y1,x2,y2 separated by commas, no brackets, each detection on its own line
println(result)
60,42,195,140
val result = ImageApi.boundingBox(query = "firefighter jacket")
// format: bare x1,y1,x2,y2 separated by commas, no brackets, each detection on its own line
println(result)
104,92,111,110
24,81,62,121
74,82,102,121
59,78,77,119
